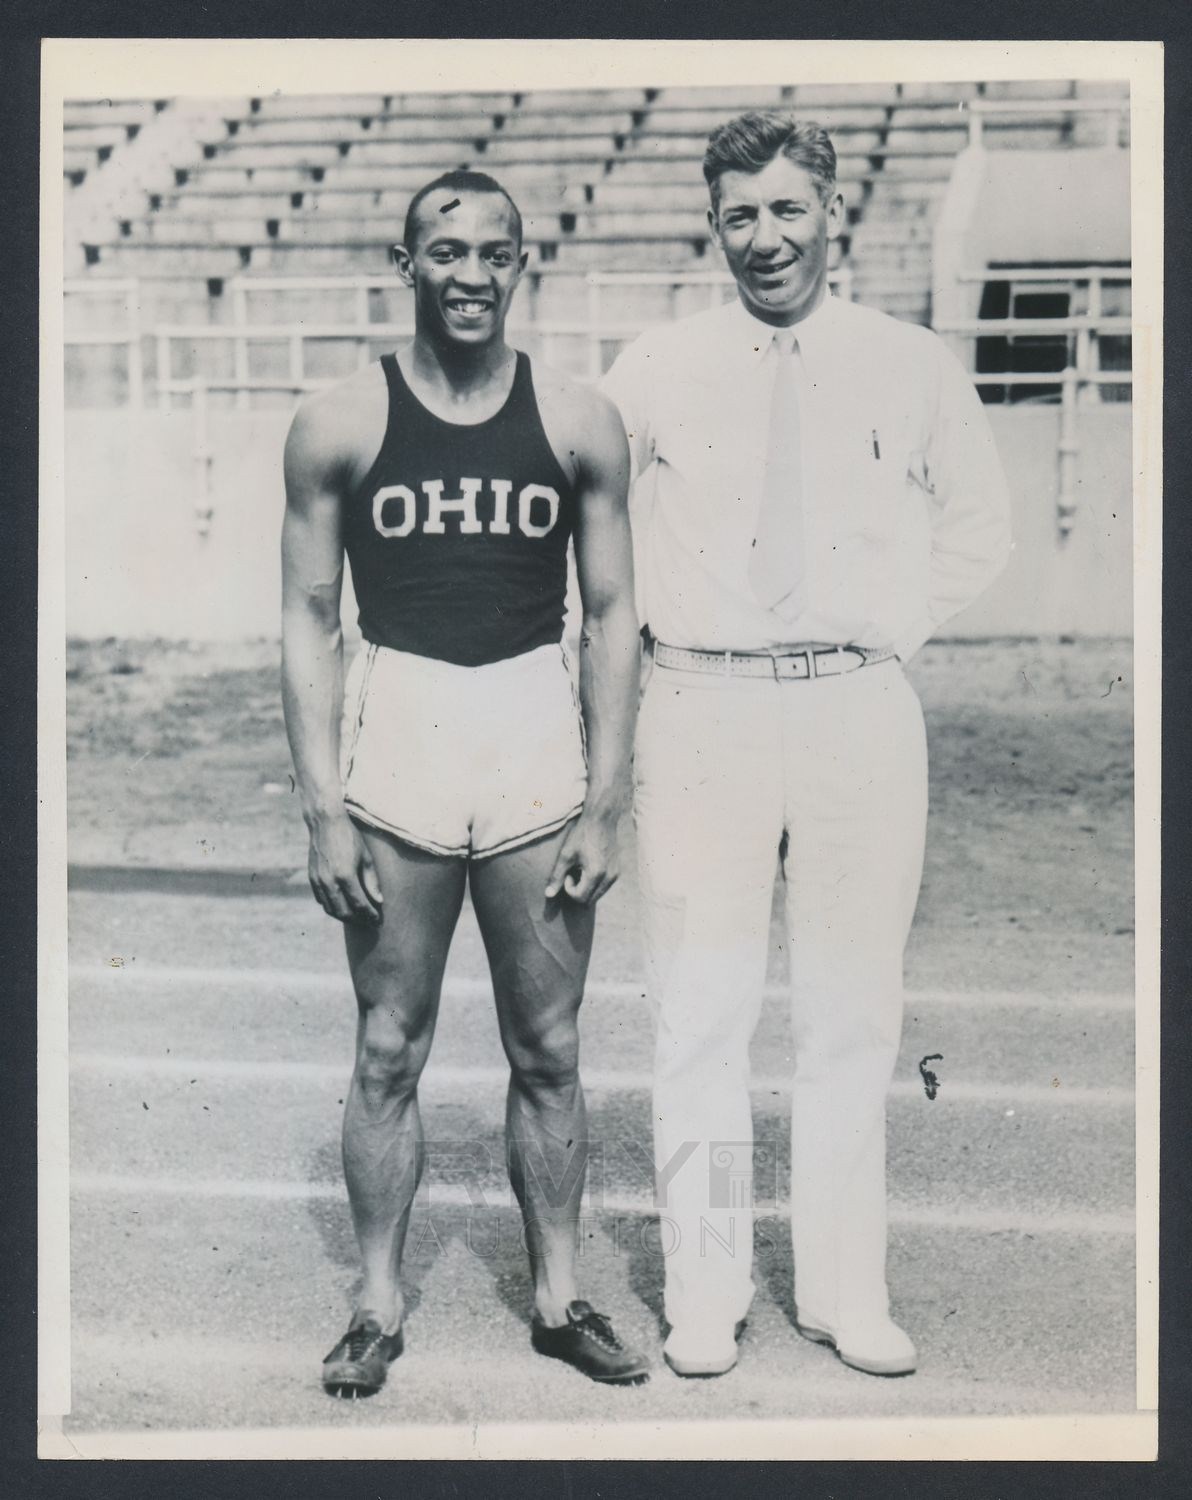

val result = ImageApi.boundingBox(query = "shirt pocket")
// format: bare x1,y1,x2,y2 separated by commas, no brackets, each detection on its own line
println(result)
850,425,925,543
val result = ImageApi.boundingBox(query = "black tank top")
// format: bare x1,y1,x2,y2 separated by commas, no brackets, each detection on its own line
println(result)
344,351,578,667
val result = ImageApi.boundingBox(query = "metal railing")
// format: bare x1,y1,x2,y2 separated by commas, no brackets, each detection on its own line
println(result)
956,264,1132,387
154,317,657,411
937,266,1132,538
66,263,1131,542
63,277,145,409
68,267,856,408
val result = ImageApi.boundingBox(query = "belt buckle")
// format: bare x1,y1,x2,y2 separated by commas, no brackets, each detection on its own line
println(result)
774,650,811,681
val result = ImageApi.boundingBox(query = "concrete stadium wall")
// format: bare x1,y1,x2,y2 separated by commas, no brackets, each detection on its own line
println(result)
62,404,1132,641
967,405,1131,639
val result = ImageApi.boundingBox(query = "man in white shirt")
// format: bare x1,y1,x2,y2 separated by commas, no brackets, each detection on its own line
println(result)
601,113,1011,1379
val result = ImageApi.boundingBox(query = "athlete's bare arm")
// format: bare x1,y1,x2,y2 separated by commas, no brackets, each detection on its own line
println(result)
537,375,637,904
281,370,389,924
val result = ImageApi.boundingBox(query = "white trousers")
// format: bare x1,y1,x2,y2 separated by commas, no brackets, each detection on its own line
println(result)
633,654,928,1333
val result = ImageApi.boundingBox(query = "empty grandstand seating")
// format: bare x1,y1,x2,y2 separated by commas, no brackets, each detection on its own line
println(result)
64,80,1130,406
63,98,170,183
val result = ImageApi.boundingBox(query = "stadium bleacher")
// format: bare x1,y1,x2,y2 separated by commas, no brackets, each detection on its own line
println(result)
64,80,1130,406
64,98,170,184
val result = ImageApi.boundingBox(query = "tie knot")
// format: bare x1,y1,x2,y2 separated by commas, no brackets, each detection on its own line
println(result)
773,328,799,357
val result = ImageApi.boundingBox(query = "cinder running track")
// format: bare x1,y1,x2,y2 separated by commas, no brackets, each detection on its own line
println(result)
56,849,1141,1453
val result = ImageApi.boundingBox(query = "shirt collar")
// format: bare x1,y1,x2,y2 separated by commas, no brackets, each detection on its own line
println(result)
725,287,842,376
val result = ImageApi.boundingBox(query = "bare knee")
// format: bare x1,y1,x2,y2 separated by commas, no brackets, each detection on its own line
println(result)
353,1012,432,1109
506,1013,581,1102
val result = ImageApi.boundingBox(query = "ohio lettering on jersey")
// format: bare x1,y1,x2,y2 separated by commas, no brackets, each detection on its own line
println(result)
345,351,577,665
371,478,561,540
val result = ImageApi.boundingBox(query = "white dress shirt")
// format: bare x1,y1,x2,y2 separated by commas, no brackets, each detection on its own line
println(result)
600,292,1012,662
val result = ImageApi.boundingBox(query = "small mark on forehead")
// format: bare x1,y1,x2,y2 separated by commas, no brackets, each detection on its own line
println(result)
440,198,461,214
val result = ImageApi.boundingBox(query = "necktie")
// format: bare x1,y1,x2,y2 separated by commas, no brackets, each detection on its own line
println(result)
748,328,805,620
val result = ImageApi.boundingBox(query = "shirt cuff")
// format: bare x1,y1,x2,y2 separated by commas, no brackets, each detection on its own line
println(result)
891,615,935,664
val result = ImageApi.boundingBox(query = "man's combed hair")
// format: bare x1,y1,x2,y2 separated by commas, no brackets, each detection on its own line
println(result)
403,169,523,249
703,113,837,212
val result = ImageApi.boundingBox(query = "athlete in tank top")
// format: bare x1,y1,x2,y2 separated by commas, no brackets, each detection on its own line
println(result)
344,350,577,667
281,171,645,1396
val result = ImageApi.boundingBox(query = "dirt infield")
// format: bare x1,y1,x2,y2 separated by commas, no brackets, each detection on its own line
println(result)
65,635,1135,994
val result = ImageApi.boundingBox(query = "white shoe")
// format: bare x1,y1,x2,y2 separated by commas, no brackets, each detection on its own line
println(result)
662,1319,745,1378
795,1312,917,1376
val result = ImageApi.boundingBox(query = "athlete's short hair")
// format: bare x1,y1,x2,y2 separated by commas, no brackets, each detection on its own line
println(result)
402,170,524,250
703,113,837,214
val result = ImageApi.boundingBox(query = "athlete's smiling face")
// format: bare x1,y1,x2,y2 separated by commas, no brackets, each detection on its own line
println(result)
710,153,844,327
394,189,528,347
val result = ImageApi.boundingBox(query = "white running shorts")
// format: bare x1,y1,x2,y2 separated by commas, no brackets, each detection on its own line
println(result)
341,641,587,859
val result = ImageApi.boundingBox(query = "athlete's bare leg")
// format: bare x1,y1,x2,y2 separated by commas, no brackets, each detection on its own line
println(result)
342,828,467,1333
468,824,595,1327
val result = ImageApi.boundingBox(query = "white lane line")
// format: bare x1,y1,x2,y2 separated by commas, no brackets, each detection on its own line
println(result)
69,1052,1135,1108
70,1172,1135,1237
66,1329,1131,1415
75,1172,345,1202
71,964,1136,1012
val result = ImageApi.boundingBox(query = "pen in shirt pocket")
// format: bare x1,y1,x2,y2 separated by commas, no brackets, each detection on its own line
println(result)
871,429,881,461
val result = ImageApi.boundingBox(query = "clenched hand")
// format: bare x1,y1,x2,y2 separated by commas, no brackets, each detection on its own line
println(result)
544,810,621,905
307,812,384,924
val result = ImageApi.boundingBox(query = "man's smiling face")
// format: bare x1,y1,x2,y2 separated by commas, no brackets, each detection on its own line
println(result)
395,189,527,346
709,153,844,327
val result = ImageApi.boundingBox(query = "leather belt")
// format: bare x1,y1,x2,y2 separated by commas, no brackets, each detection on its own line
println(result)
652,641,896,681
